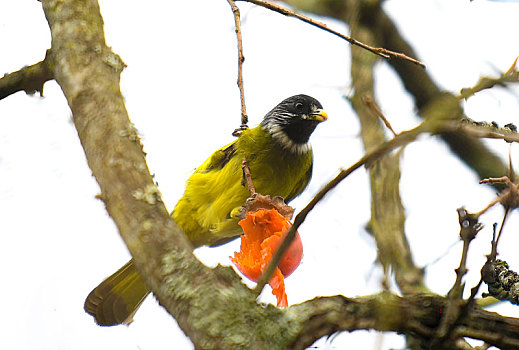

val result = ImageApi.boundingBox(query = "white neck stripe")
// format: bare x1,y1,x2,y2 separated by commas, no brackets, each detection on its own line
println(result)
262,123,311,155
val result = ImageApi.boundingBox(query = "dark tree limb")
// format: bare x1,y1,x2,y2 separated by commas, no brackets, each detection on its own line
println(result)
289,293,519,350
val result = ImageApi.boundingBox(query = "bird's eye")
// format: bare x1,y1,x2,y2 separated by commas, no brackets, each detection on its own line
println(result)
295,102,304,111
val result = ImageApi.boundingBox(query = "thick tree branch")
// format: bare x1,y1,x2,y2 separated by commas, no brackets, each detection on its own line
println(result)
0,50,53,100
289,292,519,349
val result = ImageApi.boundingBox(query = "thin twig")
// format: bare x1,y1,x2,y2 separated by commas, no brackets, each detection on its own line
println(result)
466,217,506,307
227,0,248,128
440,179,512,345
431,208,482,349
476,195,505,217
241,157,256,196
362,95,397,137
459,55,519,100
490,208,509,261
469,222,499,305
477,147,519,215
237,0,425,67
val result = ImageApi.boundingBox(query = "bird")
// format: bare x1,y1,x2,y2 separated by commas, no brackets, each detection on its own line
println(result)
84,94,327,326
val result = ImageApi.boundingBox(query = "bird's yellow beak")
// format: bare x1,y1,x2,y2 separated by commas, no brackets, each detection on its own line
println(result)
309,109,328,122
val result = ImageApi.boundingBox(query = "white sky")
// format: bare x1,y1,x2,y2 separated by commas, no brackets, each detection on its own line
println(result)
1,0,519,349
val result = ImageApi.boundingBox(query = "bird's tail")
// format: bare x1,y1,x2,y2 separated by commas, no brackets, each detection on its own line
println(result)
84,259,150,326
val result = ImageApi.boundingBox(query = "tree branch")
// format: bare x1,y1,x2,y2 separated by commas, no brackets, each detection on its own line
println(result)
289,292,519,349
0,50,53,100
431,209,483,348
227,0,248,128
237,0,424,67
460,56,519,100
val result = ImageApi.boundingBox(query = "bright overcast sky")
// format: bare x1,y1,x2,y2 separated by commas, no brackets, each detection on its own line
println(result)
1,0,519,349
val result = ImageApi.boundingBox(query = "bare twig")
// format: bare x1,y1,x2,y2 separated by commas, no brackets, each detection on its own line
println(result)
477,169,519,218
237,0,425,67
491,209,509,262
431,208,483,349
467,149,518,309
0,50,53,100
467,219,505,307
476,179,513,216
362,95,397,137
453,208,482,295
457,184,513,339
227,0,248,130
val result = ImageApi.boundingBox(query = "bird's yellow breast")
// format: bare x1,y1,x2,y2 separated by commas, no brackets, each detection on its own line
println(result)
172,125,313,247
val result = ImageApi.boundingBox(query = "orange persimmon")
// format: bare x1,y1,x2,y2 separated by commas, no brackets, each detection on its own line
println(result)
231,208,303,307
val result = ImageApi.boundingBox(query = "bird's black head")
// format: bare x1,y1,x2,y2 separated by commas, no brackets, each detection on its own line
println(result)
261,94,327,153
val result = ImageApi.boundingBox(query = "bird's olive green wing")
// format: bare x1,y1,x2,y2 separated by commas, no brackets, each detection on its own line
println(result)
197,141,237,173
